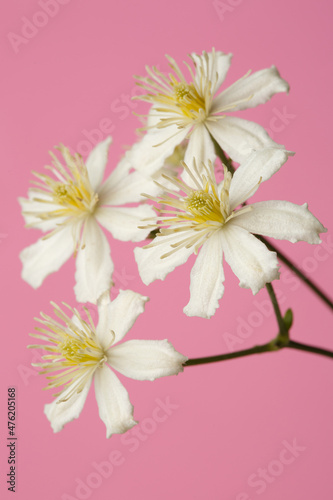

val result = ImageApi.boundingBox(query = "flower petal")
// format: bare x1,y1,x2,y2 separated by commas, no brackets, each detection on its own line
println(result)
134,232,195,285
98,156,160,206
206,116,285,164
74,217,114,304
44,377,92,433
231,200,327,244
94,366,137,438
85,136,112,191
20,226,73,288
18,193,65,233
107,339,187,381
95,205,155,242
96,289,149,346
212,66,289,113
229,148,290,211
183,231,225,318
192,50,232,95
126,115,189,176
221,224,280,294
183,124,216,184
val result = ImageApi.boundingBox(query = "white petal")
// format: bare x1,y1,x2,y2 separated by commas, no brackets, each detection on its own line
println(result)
97,156,132,200
95,205,155,242
74,217,114,304
231,200,327,244
134,232,195,285
108,339,187,381
85,137,112,191
126,119,189,176
18,194,65,233
229,148,291,210
44,377,92,433
221,224,280,294
184,231,225,318
212,66,289,113
147,105,169,128
94,366,137,438
20,226,73,288
192,50,232,95
206,116,285,164
98,157,160,206
96,289,149,346
183,124,216,183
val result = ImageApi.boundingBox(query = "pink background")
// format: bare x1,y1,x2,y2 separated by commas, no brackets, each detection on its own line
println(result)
1,0,333,498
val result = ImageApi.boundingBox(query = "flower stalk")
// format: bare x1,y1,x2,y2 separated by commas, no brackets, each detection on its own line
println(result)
185,339,333,367
257,235,333,311
185,282,333,367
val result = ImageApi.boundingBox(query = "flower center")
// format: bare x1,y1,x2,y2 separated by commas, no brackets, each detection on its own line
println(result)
29,303,109,402
186,190,225,224
134,54,213,129
59,336,106,367
142,163,234,258
52,177,98,215
174,82,191,100
172,82,206,120
31,145,99,223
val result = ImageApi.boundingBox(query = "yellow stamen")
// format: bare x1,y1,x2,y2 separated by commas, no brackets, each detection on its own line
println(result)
29,145,99,225
24,145,100,253
59,337,105,366
28,303,109,402
172,83,206,120
186,190,224,224
134,51,218,130
143,163,233,255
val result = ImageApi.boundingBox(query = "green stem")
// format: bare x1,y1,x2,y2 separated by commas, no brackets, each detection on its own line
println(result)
185,281,333,367
211,135,235,174
287,340,333,359
265,283,289,344
185,339,333,367
185,343,272,366
210,134,333,311
257,236,333,311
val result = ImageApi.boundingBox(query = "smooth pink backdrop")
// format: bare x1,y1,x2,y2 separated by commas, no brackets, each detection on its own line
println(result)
1,0,332,499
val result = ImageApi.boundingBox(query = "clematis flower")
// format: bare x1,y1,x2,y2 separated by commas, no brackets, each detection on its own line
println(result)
28,290,187,437
135,149,326,319
19,137,156,303
127,48,290,177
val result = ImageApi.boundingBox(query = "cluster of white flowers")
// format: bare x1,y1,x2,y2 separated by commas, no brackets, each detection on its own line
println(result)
21,49,326,437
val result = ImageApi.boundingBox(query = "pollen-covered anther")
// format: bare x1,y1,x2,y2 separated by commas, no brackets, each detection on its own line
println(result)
134,54,212,129
186,190,225,224
32,146,99,224
141,160,236,257
59,337,106,367
52,181,99,214
172,82,206,120
54,185,69,198
174,83,191,100
28,303,109,401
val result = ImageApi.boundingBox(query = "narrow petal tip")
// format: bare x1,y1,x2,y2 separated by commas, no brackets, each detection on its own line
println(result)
106,417,138,439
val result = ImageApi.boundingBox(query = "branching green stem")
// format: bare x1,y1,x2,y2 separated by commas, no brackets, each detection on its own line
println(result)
185,340,333,366
185,282,333,367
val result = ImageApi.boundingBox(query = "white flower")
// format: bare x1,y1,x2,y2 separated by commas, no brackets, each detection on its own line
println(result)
19,137,156,303
135,149,327,319
29,290,187,438
127,48,290,178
